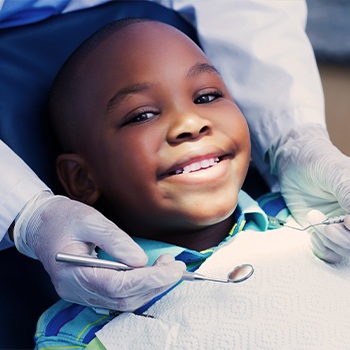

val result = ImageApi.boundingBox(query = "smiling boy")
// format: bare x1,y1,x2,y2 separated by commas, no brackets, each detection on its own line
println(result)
35,18,279,349
51,18,251,252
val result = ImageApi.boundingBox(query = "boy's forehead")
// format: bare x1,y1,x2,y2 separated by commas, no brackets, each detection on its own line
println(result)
77,21,209,88
75,20,210,111
93,21,202,60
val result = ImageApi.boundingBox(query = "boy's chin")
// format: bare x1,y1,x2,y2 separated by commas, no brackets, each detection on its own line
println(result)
186,204,237,227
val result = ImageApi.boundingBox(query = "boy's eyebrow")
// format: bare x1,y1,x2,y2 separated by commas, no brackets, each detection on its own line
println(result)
186,62,221,78
105,82,155,114
105,63,220,114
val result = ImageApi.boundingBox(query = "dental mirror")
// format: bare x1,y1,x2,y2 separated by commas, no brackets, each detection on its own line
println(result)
182,263,254,283
56,253,254,284
228,263,254,282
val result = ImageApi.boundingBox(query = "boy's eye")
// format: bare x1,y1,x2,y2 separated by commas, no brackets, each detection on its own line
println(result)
194,91,223,104
126,110,156,125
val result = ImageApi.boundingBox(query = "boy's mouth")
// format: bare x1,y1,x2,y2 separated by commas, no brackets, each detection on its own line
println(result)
158,154,229,179
170,156,222,175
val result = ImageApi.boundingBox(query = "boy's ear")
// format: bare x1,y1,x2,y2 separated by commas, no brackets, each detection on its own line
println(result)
56,153,101,206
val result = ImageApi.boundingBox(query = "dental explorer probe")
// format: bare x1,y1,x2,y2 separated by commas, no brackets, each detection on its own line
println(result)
267,215,347,231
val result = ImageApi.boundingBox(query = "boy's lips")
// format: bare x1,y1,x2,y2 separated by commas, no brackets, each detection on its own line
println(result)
157,152,231,180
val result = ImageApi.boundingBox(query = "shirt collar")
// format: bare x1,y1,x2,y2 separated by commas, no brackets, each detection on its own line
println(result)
235,190,269,231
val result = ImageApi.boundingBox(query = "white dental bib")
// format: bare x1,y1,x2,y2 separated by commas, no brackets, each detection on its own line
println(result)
96,222,350,349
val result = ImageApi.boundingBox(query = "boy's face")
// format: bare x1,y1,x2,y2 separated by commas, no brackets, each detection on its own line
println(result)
71,22,250,239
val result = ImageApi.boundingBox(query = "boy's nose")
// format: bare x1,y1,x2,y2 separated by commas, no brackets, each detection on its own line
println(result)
167,112,212,144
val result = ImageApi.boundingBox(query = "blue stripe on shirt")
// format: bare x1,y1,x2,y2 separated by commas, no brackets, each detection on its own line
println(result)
46,303,85,336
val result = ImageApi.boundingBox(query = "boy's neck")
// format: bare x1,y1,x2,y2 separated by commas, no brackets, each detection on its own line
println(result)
95,198,235,251
156,215,235,251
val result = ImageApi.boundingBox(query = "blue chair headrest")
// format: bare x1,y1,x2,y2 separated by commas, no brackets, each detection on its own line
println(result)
0,1,198,193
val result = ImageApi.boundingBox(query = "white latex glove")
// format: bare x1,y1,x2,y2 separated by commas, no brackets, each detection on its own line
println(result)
13,191,185,311
308,209,350,263
269,123,350,227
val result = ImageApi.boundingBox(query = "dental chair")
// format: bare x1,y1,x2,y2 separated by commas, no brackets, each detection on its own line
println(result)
0,2,199,348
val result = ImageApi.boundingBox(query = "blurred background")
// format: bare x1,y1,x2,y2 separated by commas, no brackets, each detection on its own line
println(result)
306,0,350,156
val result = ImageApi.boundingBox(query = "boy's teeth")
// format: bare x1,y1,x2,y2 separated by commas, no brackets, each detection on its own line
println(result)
180,157,220,174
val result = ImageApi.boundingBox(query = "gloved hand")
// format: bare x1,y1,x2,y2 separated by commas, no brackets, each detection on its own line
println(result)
13,191,185,311
269,123,350,227
308,209,350,263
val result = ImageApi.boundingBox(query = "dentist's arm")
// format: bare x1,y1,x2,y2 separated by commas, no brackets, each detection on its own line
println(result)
0,139,47,245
